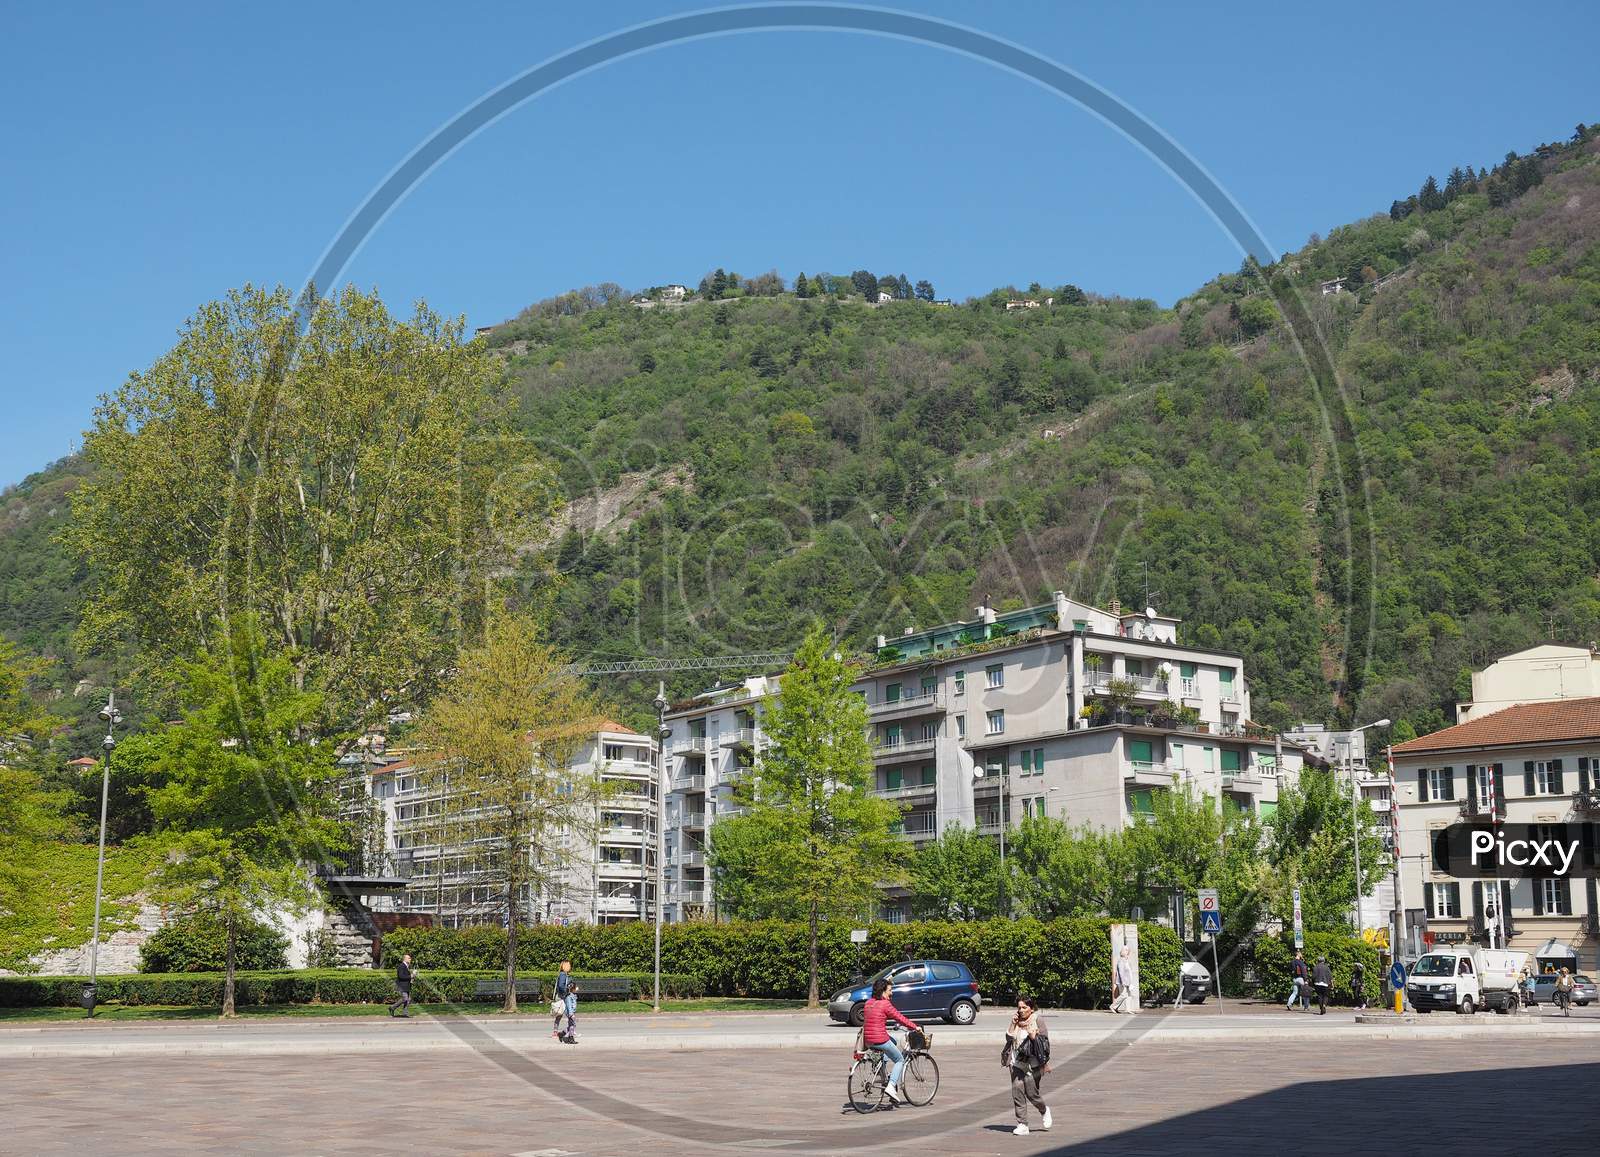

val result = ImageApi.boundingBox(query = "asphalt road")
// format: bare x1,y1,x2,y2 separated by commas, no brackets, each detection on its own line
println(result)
6,1035,1596,1155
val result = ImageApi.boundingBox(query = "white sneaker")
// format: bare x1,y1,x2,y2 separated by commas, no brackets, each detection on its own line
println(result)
885,1084,901,1103
1041,1108,1053,1130
1012,1123,1030,1136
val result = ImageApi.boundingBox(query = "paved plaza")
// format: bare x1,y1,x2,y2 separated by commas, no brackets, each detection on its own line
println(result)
4,1021,1597,1155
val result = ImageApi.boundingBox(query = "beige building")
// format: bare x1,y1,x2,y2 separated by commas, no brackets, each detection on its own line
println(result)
1456,644,1600,722
664,593,1309,922
1392,698,1600,970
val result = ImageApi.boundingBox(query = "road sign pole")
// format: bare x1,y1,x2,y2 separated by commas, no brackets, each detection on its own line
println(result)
1211,931,1223,1011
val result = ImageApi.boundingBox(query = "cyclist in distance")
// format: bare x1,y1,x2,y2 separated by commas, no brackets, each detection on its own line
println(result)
862,975,918,1104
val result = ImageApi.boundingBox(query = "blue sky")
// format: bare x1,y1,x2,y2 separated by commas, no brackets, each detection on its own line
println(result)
1,0,1594,487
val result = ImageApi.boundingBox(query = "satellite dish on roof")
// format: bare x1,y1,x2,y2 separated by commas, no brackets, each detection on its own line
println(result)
1145,607,1157,619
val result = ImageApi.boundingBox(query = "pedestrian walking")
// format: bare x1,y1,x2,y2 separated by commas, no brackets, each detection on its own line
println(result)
1110,945,1137,1014
388,953,414,1018
1003,995,1052,1136
1285,949,1310,1012
1312,956,1332,1015
553,960,579,1043
1350,961,1367,1009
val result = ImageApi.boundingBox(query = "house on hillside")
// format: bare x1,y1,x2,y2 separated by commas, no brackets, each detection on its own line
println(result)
662,284,688,300
877,290,894,304
1319,278,1347,296
1005,299,1041,310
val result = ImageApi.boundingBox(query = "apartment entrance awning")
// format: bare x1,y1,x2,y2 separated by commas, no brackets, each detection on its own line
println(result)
1534,938,1578,965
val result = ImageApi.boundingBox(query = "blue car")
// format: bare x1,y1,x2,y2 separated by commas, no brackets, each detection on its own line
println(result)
827,959,981,1026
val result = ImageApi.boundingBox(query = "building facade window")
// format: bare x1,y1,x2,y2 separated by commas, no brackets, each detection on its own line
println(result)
1526,759,1564,795
1220,749,1242,773
1017,747,1046,775
1180,662,1197,696
1538,878,1572,915
986,710,1005,735
1128,789,1155,817
954,670,965,695
1422,766,1455,801
1023,796,1046,819
1128,739,1154,769
956,716,967,739
1426,881,1461,918
1219,669,1237,699
986,664,1005,689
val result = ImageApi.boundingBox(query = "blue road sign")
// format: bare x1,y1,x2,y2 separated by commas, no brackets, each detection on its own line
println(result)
1199,909,1222,936
1388,962,1407,990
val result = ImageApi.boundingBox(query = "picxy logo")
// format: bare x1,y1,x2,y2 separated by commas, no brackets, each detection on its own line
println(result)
1433,823,1599,879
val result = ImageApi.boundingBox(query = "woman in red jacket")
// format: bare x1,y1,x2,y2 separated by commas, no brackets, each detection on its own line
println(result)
863,976,918,1103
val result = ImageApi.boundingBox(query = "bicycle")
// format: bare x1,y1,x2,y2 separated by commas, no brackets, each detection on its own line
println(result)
847,1028,940,1112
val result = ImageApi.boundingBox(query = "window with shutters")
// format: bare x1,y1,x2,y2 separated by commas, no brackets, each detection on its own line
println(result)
1427,767,1454,800
1220,749,1242,772
1476,764,1494,804
1180,662,1197,696
1428,882,1460,918
920,764,937,786
953,670,965,695
1128,739,1154,770
1531,760,1561,794
1540,878,1572,916
1219,668,1238,700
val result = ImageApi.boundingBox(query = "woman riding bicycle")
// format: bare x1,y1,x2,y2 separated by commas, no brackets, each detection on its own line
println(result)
862,976,918,1104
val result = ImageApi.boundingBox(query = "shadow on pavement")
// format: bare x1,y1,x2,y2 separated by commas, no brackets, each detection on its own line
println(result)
1033,1062,1600,1155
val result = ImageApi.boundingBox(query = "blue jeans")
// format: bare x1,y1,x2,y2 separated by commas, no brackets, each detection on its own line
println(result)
871,1038,906,1088
1286,979,1309,1009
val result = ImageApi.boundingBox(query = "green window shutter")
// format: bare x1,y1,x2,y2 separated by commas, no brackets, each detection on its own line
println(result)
1221,749,1241,772
886,683,901,702
922,765,936,786
1034,748,1046,773
1551,759,1564,794
886,768,902,790
1129,739,1154,763
1257,800,1277,821
1018,749,1031,773
1180,662,1197,678
922,676,937,694
1219,668,1234,687
1130,790,1154,815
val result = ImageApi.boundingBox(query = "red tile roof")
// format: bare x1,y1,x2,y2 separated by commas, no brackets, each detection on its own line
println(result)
598,719,641,735
1392,697,1600,755
66,756,99,767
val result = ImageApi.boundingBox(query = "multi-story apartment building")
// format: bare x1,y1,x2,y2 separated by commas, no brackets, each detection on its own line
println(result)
361,723,660,927
1392,698,1600,970
663,592,1310,922
1455,644,1600,722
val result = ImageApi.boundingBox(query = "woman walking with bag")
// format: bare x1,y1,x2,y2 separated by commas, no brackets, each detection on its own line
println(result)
1002,995,1052,1136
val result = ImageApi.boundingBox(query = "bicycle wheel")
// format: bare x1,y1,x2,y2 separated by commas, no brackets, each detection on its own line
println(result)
847,1057,885,1113
901,1052,940,1106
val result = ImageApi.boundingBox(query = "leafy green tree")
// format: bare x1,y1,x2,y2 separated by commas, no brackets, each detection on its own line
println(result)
414,614,610,1012
1266,769,1389,932
67,285,551,734
139,909,288,972
1008,816,1146,918
794,272,811,298
0,640,67,926
142,621,344,1015
914,279,935,302
712,625,905,1006
909,823,1002,919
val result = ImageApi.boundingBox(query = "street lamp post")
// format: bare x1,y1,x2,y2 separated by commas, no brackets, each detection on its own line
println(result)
1346,719,1390,935
652,683,669,1014
85,691,122,1017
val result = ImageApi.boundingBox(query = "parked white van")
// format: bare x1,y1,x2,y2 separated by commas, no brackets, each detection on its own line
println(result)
1406,947,1529,1014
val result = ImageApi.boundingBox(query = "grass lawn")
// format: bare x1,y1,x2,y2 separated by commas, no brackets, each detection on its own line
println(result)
0,997,807,1023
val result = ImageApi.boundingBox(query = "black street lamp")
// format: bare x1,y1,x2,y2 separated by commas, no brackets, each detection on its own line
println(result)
83,691,122,1017
651,682,669,1013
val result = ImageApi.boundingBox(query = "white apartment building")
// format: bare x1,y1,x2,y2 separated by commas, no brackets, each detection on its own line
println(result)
663,592,1310,922
360,723,660,927
1455,644,1600,722
1392,698,1600,970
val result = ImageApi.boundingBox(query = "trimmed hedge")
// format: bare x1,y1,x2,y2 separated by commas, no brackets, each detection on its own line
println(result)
0,968,701,1009
1254,932,1383,1006
139,911,289,973
381,918,1181,1007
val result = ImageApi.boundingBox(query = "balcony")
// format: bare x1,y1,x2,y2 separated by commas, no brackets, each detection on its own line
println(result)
673,773,706,793
1574,789,1600,817
975,812,1010,835
610,792,652,811
1086,670,1165,696
675,735,712,755
721,727,757,749
868,690,947,719
1124,761,1179,788
873,735,938,761
1457,799,1508,821
598,861,647,879
1221,771,1263,793
601,826,648,846
681,812,707,830
874,779,937,800
894,813,938,840
596,895,645,915
675,888,708,905
674,850,706,868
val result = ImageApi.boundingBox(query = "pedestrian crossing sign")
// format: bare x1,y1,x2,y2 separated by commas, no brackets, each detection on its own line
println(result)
1199,909,1222,936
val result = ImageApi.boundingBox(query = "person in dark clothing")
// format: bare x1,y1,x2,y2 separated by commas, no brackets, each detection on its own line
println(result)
1286,950,1311,1011
389,954,414,1018
1312,956,1333,1015
1351,961,1367,1009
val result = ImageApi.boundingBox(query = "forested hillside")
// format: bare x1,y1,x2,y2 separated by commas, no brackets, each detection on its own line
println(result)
4,124,1597,740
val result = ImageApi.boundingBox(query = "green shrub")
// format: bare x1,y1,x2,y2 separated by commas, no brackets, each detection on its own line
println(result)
0,968,701,1008
1253,932,1382,1006
381,918,1180,1007
139,911,289,973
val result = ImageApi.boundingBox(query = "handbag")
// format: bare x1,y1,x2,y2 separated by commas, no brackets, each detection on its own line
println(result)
550,998,566,1017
